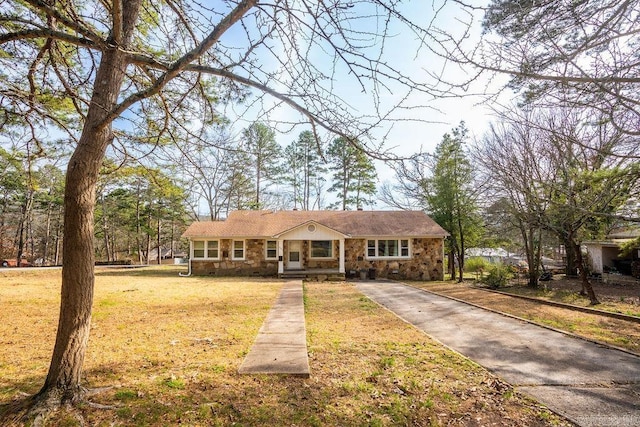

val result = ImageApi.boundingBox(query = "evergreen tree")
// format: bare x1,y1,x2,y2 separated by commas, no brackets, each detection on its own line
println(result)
327,138,377,210
282,130,326,210
426,123,482,282
0,0,463,414
241,122,282,209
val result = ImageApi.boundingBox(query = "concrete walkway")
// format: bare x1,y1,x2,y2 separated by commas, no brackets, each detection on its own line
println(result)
355,280,640,427
238,280,310,377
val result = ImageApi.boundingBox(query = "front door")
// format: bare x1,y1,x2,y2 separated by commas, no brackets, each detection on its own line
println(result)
287,241,302,270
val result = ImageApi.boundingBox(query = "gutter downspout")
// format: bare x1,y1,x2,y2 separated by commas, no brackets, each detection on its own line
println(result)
179,239,193,277
179,257,192,277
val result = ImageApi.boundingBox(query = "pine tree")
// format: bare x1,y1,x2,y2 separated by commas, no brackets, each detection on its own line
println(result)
327,138,377,210
282,130,326,210
241,122,282,209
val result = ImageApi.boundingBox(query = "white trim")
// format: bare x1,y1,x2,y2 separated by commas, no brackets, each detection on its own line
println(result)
232,239,245,260
339,238,345,273
309,239,335,259
287,240,303,269
365,238,411,260
278,240,284,274
179,241,194,276
265,239,278,260
275,221,349,240
192,239,220,260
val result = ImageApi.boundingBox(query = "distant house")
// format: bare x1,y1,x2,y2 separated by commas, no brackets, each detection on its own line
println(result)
181,210,448,280
465,247,510,264
147,247,187,263
584,228,640,278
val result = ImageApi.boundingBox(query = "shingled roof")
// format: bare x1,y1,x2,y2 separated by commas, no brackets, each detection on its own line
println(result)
182,210,448,239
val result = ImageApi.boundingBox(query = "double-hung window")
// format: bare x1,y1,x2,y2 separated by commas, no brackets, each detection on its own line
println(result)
367,239,410,258
193,240,219,259
232,240,245,260
265,240,278,260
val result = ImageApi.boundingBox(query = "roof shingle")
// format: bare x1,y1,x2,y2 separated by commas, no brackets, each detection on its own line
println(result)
182,210,448,239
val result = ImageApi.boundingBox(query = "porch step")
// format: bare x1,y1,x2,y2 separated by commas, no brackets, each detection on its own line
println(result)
279,271,346,281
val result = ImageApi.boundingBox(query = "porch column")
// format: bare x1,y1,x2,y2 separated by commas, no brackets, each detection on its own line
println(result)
278,239,284,274
339,238,345,273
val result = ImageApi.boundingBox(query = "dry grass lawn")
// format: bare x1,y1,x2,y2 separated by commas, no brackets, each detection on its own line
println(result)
1,267,571,426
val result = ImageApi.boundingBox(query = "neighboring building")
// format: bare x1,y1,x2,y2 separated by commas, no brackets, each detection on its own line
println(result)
147,247,187,264
466,247,510,264
584,228,640,278
181,210,448,280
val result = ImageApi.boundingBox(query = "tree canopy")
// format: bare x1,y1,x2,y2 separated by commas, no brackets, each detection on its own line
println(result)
445,0,640,137
0,1,452,418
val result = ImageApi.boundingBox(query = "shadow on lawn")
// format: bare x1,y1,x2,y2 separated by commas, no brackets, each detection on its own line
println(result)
0,374,45,425
94,266,188,278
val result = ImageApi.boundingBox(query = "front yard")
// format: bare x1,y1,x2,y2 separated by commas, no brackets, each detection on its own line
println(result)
0,266,570,426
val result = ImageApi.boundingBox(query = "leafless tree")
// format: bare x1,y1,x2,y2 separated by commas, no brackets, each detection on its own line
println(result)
0,1,455,418
477,104,639,302
160,128,242,220
439,0,640,138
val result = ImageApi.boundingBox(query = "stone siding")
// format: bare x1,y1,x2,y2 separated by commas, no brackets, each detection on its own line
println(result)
305,239,340,269
191,239,278,276
344,238,444,280
191,237,444,280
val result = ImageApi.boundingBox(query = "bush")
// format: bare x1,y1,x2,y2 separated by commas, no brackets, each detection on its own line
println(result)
465,257,490,280
482,263,513,289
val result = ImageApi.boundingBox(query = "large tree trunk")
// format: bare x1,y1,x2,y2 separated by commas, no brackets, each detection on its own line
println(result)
457,216,465,283
456,251,464,283
574,241,600,305
448,250,456,281
43,202,52,264
563,236,578,276
101,196,112,262
15,193,33,266
35,12,140,407
520,221,540,288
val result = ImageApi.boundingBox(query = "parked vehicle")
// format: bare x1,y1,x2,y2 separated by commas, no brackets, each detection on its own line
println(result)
0,259,32,267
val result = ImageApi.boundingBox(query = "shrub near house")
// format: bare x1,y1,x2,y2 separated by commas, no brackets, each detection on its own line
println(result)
182,210,448,280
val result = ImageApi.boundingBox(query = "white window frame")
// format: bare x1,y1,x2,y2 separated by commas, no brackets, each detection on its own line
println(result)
265,240,278,260
192,240,220,260
309,240,334,259
232,240,246,260
366,238,411,259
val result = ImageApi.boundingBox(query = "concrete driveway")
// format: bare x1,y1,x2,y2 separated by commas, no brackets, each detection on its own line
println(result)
355,280,640,427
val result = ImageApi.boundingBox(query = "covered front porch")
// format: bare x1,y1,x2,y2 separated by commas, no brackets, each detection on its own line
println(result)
275,220,348,278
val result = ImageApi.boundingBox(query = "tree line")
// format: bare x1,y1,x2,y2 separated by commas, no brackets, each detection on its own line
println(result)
0,123,377,266
386,0,640,303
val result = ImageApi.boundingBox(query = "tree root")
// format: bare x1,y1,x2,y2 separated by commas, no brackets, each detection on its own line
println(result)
0,398,32,427
0,386,115,426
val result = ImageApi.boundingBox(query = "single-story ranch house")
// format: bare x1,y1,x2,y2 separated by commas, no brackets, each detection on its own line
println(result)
182,210,448,280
